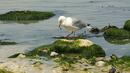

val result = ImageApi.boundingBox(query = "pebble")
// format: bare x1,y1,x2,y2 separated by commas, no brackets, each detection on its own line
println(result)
95,61,105,67
50,51,59,57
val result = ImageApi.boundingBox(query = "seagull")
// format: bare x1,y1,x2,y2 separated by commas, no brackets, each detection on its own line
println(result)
58,16,92,37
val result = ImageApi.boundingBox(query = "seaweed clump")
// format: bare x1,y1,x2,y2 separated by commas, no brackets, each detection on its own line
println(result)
0,11,55,24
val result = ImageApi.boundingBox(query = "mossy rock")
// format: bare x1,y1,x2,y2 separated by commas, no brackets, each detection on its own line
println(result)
103,28,130,40
0,69,13,73
0,11,55,24
107,55,130,71
124,20,130,31
26,39,106,59
0,40,17,45
8,53,26,58
104,36,130,45
101,25,118,32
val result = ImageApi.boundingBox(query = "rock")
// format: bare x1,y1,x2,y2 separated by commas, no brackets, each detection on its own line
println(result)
42,49,48,53
0,61,25,73
8,53,26,58
96,57,111,61
26,39,105,58
60,39,93,47
109,67,116,73
0,69,13,73
52,67,63,73
50,51,59,57
104,57,112,61
110,54,118,60
32,61,43,70
124,20,130,31
101,68,108,72
101,25,118,32
89,27,100,34
95,57,105,61
0,40,17,45
78,39,93,47
17,53,26,58
95,61,105,67
0,11,55,24
103,28,130,45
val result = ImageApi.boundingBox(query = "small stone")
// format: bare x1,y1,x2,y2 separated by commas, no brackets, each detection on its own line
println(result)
101,68,108,72
83,68,88,71
86,66,95,69
96,57,105,61
50,51,59,57
61,54,65,57
95,61,105,67
42,49,48,53
17,54,26,58
104,57,112,61
109,67,116,73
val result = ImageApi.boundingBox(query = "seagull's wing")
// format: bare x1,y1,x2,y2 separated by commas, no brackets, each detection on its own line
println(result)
72,19,86,29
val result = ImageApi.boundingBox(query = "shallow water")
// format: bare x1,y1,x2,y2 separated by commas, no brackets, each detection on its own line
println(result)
0,0,130,58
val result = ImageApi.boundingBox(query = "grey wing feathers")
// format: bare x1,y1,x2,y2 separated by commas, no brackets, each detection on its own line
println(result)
72,20,86,29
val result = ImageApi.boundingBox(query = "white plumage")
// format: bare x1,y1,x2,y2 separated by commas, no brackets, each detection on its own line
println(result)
58,16,87,37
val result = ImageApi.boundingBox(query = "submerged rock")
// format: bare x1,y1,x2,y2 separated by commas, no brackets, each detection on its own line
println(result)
101,25,118,32
0,40,17,45
103,28,130,44
0,11,55,24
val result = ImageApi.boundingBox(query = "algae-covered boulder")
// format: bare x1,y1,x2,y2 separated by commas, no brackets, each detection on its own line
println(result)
103,28,130,44
104,28,130,40
124,20,130,31
0,11,55,24
26,39,106,58
104,37,130,45
0,40,17,45
101,25,118,32
25,39,105,72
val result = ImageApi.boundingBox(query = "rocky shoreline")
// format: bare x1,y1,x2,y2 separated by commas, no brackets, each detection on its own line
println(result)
0,10,130,73
1,39,129,73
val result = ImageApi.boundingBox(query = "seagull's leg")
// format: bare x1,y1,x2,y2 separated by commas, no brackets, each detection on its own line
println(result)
66,31,74,37
83,30,87,36
73,32,76,37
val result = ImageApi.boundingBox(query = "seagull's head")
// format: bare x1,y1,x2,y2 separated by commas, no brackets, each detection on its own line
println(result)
58,16,66,30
